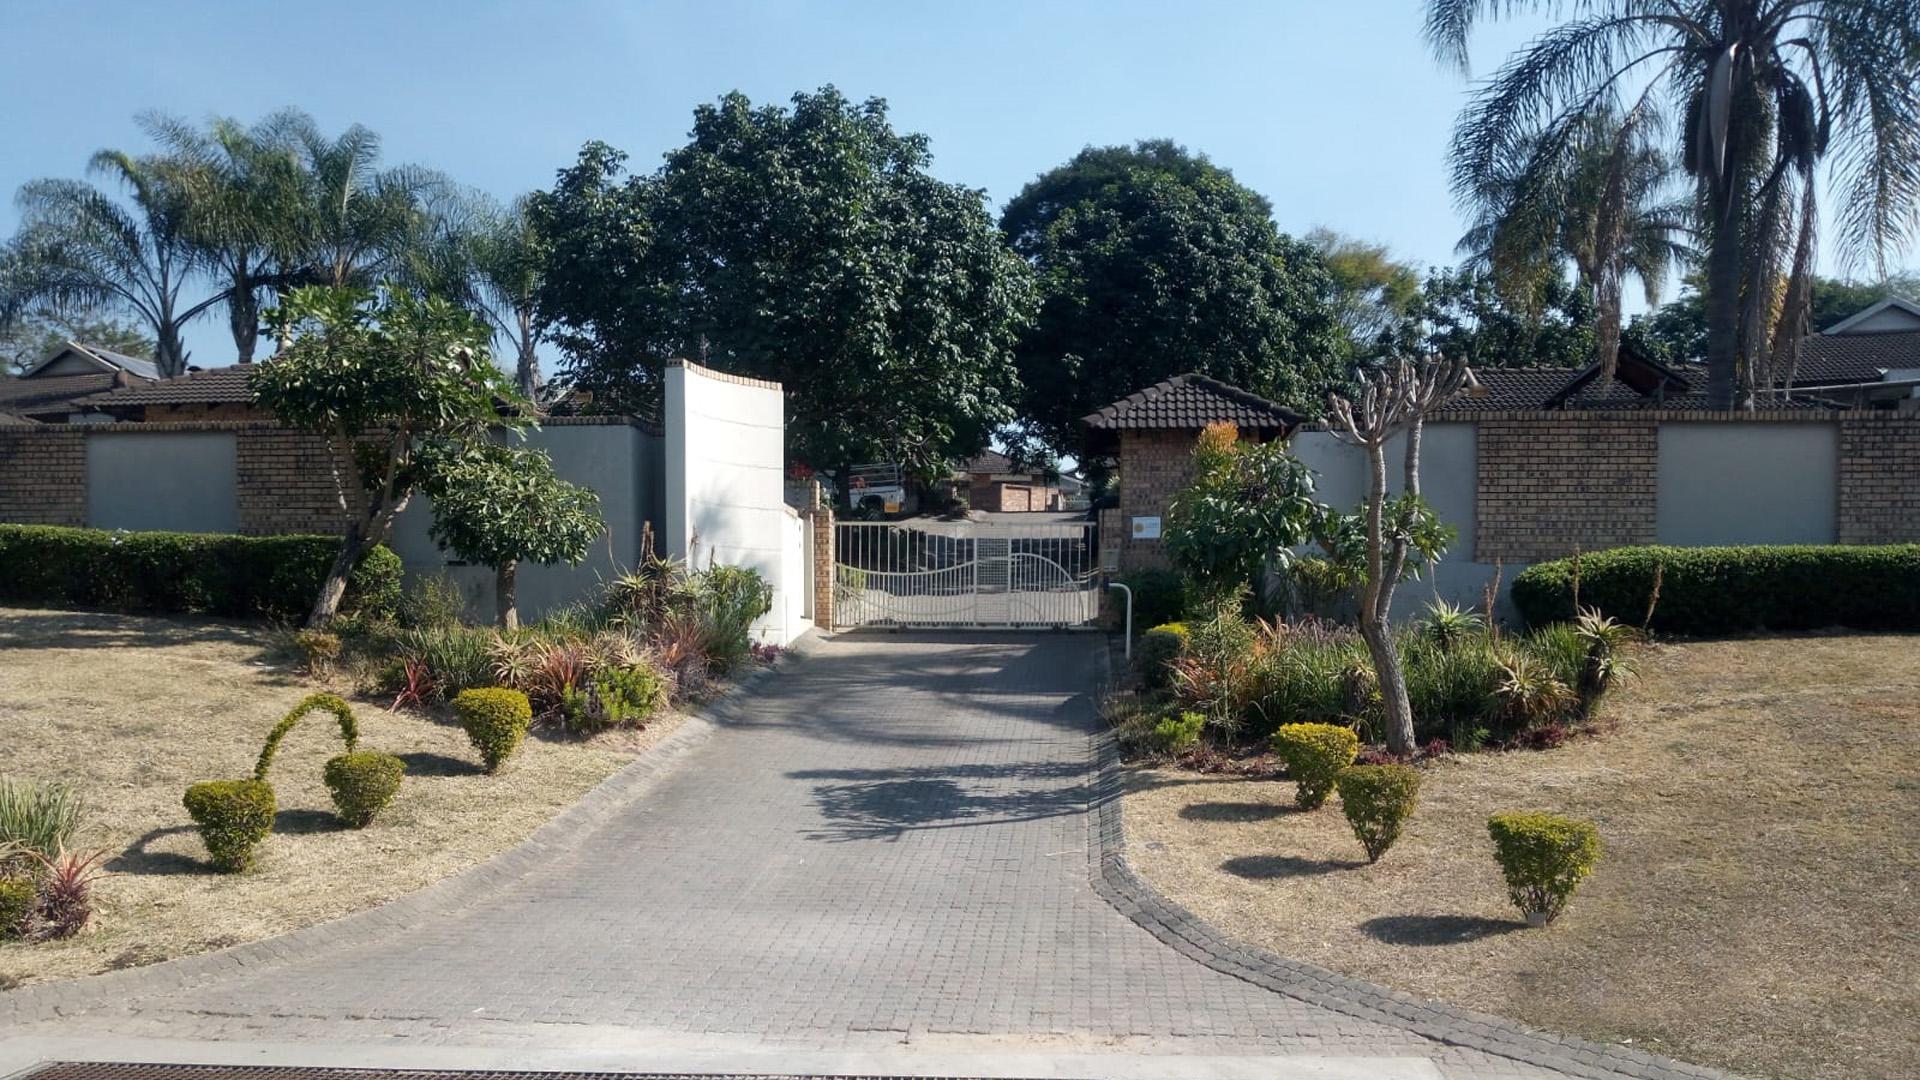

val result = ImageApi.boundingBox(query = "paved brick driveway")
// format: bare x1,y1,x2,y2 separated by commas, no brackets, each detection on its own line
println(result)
2,633,1711,1079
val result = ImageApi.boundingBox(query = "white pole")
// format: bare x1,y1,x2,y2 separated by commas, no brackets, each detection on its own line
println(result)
1107,582,1133,660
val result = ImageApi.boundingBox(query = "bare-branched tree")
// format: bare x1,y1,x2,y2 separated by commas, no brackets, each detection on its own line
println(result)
1326,354,1473,756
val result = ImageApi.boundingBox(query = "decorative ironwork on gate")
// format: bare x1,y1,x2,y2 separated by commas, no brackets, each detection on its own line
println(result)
834,519,1099,628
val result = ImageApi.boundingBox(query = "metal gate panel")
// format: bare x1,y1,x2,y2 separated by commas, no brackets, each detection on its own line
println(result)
834,519,1097,629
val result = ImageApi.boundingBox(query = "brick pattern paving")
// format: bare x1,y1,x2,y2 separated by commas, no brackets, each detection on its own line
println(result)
3,634,1721,1079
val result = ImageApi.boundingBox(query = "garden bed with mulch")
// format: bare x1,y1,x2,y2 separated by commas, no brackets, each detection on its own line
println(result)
1122,634,1920,1080
0,607,670,987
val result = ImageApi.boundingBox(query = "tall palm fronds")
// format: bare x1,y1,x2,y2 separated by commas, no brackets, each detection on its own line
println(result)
283,115,448,292
399,192,548,400
1428,0,1920,408
0,154,219,376
1458,107,1694,379
137,109,312,363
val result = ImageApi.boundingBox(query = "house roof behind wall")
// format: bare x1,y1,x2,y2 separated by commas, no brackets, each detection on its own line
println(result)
0,372,124,415
1796,329,1919,382
1083,373,1302,434
67,366,254,410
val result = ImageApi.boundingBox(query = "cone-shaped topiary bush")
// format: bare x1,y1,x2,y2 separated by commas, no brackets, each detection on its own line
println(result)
1271,722,1360,809
323,751,406,827
454,688,532,772
1335,764,1420,862
1487,811,1602,925
182,779,277,872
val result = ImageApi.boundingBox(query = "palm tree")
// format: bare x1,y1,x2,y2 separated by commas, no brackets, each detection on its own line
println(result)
284,116,444,291
0,153,220,376
1428,1,1920,408
136,110,312,364
465,197,547,400
1458,108,1694,379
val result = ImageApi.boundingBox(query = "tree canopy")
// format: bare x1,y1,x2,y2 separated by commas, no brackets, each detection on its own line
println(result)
1001,140,1345,463
1407,265,1597,369
530,88,1035,476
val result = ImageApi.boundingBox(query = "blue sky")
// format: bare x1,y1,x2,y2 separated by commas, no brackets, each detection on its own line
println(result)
1,1,1897,367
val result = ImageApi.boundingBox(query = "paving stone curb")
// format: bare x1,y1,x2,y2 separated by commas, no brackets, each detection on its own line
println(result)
0,635,825,1028
1085,636,1736,1080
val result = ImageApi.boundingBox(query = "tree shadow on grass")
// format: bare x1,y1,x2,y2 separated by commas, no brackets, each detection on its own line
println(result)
109,825,211,876
395,750,483,777
274,807,345,835
1180,801,1296,823
1359,913,1522,946
1222,853,1365,879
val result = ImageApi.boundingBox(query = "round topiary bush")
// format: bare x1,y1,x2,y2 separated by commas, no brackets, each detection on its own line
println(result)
1270,722,1360,810
453,688,532,773
1135,622,1189,689
1335,764,1421,862
182,779,276,872
0,876,35,939
1487,811,1602,925
323,751,407,828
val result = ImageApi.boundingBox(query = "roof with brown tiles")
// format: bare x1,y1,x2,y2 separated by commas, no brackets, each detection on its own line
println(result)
0,372,126,413
69,366,256,409
1082,373,1303,432
1794,330,1920,384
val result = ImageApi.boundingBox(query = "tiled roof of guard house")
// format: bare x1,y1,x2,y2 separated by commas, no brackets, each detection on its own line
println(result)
1082,372,1302,439
1793,329,1920,384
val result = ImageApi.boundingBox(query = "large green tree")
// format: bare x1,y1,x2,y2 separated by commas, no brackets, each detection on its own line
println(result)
1429,0,1920,408
530,88,1034,475
1407,265,1597,369
252,286,518,626
1002,141,1345,461
1305,228,1425,365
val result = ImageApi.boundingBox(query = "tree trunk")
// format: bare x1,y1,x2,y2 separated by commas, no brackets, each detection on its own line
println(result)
306,529,370,628
515,307,539,401
230,284,260,364
156,321,189,378
1359,440,1417,755
496,560,519,631
1702,170,1745,410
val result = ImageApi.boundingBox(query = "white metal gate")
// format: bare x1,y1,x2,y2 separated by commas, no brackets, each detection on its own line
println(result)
834,519,1099,628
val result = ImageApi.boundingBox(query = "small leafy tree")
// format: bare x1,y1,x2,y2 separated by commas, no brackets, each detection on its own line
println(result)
252,285,518,627
1325,356,1470,756
1163,422,1324,611
420,442,604,629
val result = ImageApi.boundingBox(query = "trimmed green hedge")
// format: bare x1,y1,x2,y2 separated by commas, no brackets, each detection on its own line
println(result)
0,525,401,621
1511,544,1920,636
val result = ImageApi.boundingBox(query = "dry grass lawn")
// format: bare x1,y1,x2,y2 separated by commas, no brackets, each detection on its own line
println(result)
1125,634,1920,1080
0,607,656,987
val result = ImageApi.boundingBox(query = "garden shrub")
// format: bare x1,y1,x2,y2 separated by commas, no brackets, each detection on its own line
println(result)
254,693,359,781
1135,622,1189,689
1245,630,1358,739
323,752,406,827
396,625,495,701
1270,722,1360,809
1149,710,1206,754
1335,764,1420,862
454,688,533,772
1120,569,1186,631
0,776,86,864
1487,811,1602,925
0,525,401,621
398,573,468,630
561,664,668,735
1489,654,1577,738
1512,544,1920,635
182,779,276,872
32,847,108,939
0,876,34,939
690,564,774,675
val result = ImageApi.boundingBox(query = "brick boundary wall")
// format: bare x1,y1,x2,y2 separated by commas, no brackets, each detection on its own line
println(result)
1838,414,1920,543
1472,414,1659,561
0,427,86,527
0,417,656,538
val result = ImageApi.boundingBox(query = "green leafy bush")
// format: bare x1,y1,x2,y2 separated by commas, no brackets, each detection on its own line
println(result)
1512,544,1920,635
0,525,401,621
396,625,495,701
1270,722,1360,809
0,876,34,939
323,752,406,827
182,779,277,872
1487,812,1602,925
254,693,359,781
690,564,774,675
1120,569,1186,630
561,664,668,734
0,776,86,864
454,688,532,772
1149,710,1206,754
1335,765,1420,862
1135,622,1189,689
1246,628,1362,739
399,574,468,629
